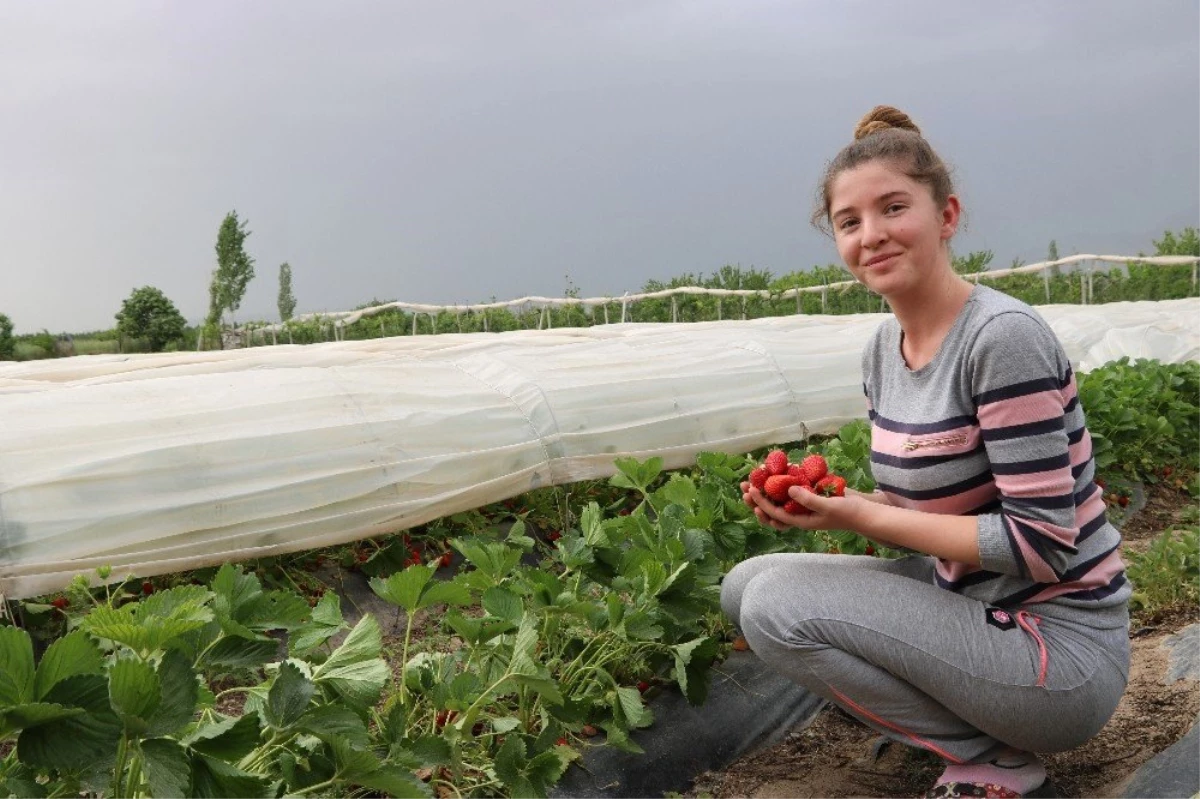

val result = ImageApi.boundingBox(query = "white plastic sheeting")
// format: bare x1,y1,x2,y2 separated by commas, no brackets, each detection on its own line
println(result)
1,298,1197,600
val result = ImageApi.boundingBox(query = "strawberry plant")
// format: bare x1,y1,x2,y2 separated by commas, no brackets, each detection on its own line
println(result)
0,566,430,799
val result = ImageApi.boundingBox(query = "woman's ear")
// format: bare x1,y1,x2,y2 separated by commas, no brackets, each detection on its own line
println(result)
940,195,961,241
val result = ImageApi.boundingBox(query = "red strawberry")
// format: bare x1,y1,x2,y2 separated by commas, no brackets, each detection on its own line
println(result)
786,464,810,483
1118,495,1129,507
764,450,789,477
864,544,875,556
749,466,769,490
142,582,155,595
814,474,847,497
556,737,569,746
764,475,800,503
782,499,806,515
51,596,69,609
637,681,651,694
439,552,452,568
547,530,562,542
798,454,828,484
435,710,457,729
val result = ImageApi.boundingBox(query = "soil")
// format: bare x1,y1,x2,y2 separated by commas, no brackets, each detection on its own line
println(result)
682,481,1200,799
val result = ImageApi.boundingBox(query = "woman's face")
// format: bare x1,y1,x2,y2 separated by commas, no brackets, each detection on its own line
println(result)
828,160,959,300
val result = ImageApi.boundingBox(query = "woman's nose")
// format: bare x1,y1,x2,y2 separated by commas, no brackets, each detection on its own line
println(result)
860,214,888,248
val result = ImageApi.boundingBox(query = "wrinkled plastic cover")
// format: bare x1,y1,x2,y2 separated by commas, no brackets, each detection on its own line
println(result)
1,298,1195,599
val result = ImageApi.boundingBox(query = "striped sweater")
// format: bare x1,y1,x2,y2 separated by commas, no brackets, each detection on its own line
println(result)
862,284,1130,627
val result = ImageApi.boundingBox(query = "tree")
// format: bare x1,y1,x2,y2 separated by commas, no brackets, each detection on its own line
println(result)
116,286,187,352
277,262,297,322
1047,239,1061,277
208,211,255,326
951,250,993,276
0,313,13,360
1153,227,1199,257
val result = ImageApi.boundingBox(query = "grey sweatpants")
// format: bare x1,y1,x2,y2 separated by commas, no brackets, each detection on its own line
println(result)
721,553,1130,764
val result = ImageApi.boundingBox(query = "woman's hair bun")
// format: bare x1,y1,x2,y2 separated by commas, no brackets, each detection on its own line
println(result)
853,105,921,141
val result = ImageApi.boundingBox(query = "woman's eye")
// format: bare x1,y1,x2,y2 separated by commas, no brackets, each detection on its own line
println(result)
885,203,906,214
838,218,858,230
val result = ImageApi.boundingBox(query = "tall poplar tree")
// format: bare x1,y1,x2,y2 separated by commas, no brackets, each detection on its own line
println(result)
277,262,297,322
207,211,255,326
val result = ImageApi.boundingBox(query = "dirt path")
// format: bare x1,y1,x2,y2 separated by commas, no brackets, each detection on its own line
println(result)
683,483,1199,799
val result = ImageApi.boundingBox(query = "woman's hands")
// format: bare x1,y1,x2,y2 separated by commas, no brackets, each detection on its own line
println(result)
739,480,982,565
739,481,874,534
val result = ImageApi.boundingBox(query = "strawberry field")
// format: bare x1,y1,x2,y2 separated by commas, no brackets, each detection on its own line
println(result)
1,357,1197,798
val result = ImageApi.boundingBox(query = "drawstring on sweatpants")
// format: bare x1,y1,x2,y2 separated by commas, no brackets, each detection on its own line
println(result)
1015,611,1048,687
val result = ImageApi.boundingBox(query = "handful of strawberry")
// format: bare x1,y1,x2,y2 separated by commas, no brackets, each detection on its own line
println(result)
747,450,847,514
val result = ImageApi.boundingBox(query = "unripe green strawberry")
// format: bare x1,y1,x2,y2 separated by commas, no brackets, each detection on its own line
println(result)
764,450,789,477
764,475,800,503
798,454,828,484
749,466,769,490
814,474,846,497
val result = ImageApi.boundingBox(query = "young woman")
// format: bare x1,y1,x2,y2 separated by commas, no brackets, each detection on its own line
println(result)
722,106,1129,799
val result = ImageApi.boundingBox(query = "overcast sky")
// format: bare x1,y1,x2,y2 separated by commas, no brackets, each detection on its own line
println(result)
3,1,1197,334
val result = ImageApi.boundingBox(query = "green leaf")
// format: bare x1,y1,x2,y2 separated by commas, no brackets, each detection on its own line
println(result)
580,502,607,547
657,474,698,509
353,765,432,798
623,610,664,641
0,626,35,706
312,616,388,707
0,763,47,798
525,748,569,793
0,702,83,737
83,601,213,656
184,712,263,762
140,737,191,799
314,614,381,674
211,564,263,625
316,659,390,708
17,674,122,770
265,661,314,730
32,630,104,701
614,686,652,729
494,735,532,797
289,591,345,654
109,657,161,735
406,734,452,765
189,753,272,798
147,649,199,736
295,704,370,749
369,565,434,612
671,637,704,699
201,635,280,670
482,587,523,622
421,579,473,608
610,456,662,493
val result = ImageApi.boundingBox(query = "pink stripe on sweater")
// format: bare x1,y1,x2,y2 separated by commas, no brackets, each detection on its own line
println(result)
977,389,1065,428
1068,428,1093,466
1062,374,1079,402
995,467,1075,497
1025,549,1127,604
883,481,998,517
1077,485,1107,528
